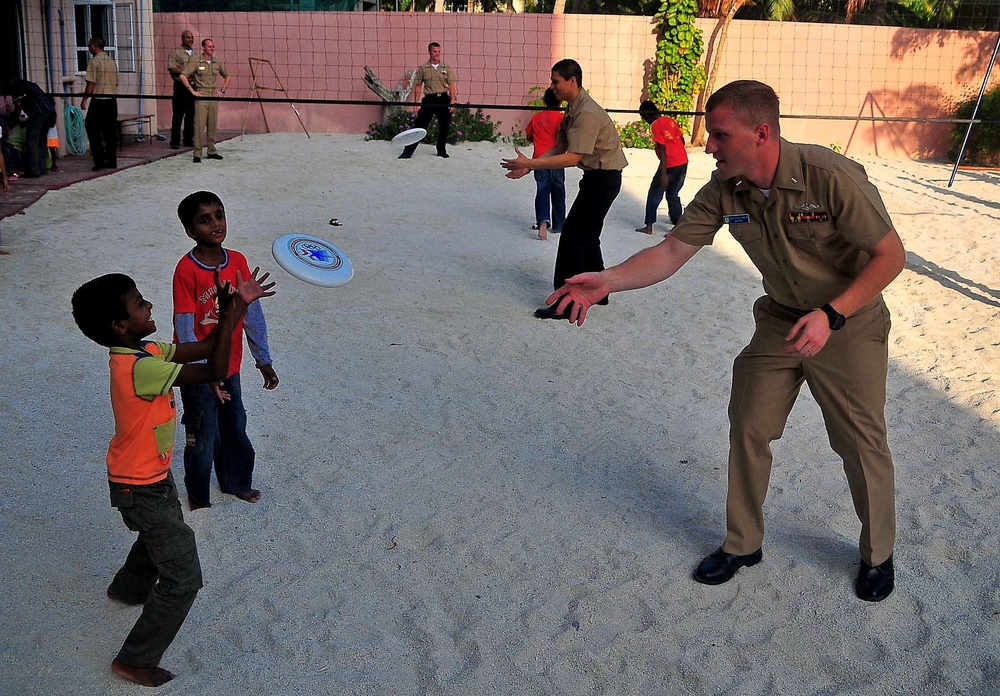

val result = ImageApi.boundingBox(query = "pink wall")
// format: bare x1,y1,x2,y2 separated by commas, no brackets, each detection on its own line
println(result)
153,12,998,159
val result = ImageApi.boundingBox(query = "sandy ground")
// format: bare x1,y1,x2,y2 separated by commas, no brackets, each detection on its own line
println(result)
1,133,999,695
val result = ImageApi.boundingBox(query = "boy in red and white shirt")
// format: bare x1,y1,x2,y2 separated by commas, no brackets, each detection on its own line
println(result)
172,190,278,510
636,100,688,236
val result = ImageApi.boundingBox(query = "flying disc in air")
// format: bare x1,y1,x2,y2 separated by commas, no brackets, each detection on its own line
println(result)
391,127,427,147
271,233,354,288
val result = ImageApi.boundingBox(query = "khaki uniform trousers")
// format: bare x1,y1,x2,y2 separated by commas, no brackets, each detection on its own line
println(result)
724,295,896,566
193,99,220,155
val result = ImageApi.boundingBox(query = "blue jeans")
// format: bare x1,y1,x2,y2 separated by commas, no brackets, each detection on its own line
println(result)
644,162,687,225
533,168,566,231
180,374,255,506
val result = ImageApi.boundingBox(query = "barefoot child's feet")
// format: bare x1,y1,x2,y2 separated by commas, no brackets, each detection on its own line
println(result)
111,658,176,687
636,225,653,235
233,489,261,503
537,221,548,241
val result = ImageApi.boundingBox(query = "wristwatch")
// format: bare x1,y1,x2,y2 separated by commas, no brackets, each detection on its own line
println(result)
820,303,846,330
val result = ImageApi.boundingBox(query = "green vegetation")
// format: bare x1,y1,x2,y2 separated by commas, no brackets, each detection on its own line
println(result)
950,85,1000,166
648,0,705,132
366,107,502,144
616,119,654,149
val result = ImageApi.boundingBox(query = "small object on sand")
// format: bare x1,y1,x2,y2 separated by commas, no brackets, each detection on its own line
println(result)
329,218,342,226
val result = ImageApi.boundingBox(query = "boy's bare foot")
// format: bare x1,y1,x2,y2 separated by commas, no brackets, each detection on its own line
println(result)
111,658,176,687
537,221,548,241
233,489,261,503
189,500,211,511
636,225,653,235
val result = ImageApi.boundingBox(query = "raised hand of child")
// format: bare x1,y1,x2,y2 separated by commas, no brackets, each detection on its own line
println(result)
213,266,239,316
235,267,276,306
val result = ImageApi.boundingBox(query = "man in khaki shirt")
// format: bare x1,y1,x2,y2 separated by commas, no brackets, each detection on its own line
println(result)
180,38,230,163
398,42,457,159
167,30,196,149
545,80,906,603
502,59,628,319
81,37,119,171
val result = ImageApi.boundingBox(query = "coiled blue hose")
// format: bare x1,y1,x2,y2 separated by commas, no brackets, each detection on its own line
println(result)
64,104,87,155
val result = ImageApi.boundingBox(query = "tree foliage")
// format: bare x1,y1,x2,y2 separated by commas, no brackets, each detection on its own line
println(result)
647,0,705,131
732,0,1000,28
950,83,1000,166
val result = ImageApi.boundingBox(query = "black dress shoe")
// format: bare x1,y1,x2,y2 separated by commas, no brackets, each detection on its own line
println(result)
169,143,180,150
856,555,894,602
534,304,570,320
693,547,763,585
437,152,449,158
207,153,223,160
192,156,201,163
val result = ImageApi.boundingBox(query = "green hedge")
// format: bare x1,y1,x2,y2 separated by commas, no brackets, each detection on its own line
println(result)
951,86,1000,167
366,106,502,144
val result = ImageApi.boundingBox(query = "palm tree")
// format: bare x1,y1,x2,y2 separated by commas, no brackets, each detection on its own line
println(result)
690,0,752,145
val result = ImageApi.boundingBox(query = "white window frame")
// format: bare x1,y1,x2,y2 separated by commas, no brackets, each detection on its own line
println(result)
73,0,136,74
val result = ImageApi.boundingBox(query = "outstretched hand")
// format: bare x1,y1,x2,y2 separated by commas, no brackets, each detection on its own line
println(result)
236,266,276,305
544,272,611,326
501,147,532,179
215,266,276,315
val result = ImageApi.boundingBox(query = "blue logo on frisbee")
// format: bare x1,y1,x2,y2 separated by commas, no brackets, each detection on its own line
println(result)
290,237,344,270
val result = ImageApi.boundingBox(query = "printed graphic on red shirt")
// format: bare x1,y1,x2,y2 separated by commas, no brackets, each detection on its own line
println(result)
172,249,250,377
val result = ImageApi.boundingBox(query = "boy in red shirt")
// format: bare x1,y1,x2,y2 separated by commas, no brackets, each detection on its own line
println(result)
635,100,688,236
524,88,566,241
172,190,279,510
72,267,273,687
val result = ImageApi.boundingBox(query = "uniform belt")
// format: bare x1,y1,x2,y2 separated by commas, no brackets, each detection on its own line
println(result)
425,93,447,97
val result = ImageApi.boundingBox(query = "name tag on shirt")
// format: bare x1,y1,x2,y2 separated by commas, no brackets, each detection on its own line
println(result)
723,214,750,225
788,212,830,223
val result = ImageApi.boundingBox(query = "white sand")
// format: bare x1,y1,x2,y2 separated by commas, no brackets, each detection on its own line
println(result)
1,134,999,694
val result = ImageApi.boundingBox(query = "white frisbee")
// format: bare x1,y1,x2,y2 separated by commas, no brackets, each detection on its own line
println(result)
271,233,354,288
391,127,427,147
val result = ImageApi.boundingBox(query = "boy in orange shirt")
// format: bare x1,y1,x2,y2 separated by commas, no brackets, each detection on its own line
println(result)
72,267,273,687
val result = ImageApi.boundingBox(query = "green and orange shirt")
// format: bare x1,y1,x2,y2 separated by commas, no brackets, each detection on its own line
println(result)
106,341,182,485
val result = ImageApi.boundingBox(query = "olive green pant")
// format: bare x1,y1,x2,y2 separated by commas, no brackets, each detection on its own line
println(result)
108,471,203,668
723,296,896,566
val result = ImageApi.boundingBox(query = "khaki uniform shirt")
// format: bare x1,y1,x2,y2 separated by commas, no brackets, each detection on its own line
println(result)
184,55,228,92
670,138,894,310
415,61,455,96
168,46,194,82
557,90,628,172
85,51,119,96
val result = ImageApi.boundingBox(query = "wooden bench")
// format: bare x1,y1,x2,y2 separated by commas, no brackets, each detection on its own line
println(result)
116,113,155,150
